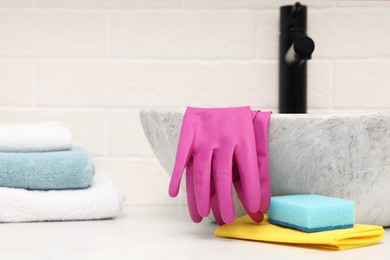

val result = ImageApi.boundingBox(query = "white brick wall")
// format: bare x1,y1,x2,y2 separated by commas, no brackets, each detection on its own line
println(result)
35,62,181,106
0,12,106,57
0,62,33,105
181,61,278,107
1,0,390,206
110,11,255,58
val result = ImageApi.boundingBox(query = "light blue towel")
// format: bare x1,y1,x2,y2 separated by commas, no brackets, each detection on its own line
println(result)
0,147,94,190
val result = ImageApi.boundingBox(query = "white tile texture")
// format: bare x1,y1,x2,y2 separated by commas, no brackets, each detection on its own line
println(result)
1,0,389,205
0,62,33,106
36,0,181,8
0,12,106,57
181,61,278,107
110,11,255,58
35,62,181,106
0,0,32,7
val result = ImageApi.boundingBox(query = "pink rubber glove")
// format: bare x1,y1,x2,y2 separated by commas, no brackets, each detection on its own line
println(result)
211,111,272,225
169,106,261,224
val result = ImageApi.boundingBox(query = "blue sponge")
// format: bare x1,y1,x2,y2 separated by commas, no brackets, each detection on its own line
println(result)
267,194,355,232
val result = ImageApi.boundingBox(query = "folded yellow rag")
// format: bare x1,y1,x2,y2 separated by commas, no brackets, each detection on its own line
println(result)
215,215,384,250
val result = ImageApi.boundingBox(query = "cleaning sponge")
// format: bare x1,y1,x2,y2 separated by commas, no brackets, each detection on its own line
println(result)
267,194,355,232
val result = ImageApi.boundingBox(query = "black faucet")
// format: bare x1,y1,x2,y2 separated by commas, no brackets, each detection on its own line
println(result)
279,2,315,114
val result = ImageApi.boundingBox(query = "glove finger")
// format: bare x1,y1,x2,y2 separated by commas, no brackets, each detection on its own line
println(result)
234,140,261,213
232,164,264,223
186,158,203,223
253,111,272,212
213,148,235,224
210,180,224,225
193,150,213,217
169,110,194,198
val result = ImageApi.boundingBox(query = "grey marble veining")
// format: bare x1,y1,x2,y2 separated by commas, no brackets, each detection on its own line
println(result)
140,109,390,226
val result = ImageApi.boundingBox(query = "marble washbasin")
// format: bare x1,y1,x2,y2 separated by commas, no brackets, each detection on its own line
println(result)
140,109,390,226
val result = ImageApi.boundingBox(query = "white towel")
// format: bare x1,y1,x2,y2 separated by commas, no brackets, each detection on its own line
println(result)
0,122,72,152
0,172,126,223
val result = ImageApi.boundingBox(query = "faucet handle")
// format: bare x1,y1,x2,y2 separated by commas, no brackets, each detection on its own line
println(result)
294,36,315,60
286,36,315,63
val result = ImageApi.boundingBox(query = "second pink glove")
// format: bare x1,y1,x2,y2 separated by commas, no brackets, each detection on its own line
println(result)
169,107,271,225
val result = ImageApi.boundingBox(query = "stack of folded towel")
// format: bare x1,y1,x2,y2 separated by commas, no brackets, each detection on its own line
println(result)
0,122,126,222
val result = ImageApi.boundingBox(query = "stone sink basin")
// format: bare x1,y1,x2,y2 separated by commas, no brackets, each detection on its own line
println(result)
140,109,390,226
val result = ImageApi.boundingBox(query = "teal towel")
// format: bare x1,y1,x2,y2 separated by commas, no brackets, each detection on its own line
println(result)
0,148,94,190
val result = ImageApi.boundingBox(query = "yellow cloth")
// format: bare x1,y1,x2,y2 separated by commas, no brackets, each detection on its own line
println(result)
215,215,385,250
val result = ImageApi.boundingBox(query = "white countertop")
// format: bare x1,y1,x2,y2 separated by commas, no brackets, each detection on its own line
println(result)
0,206,389,259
